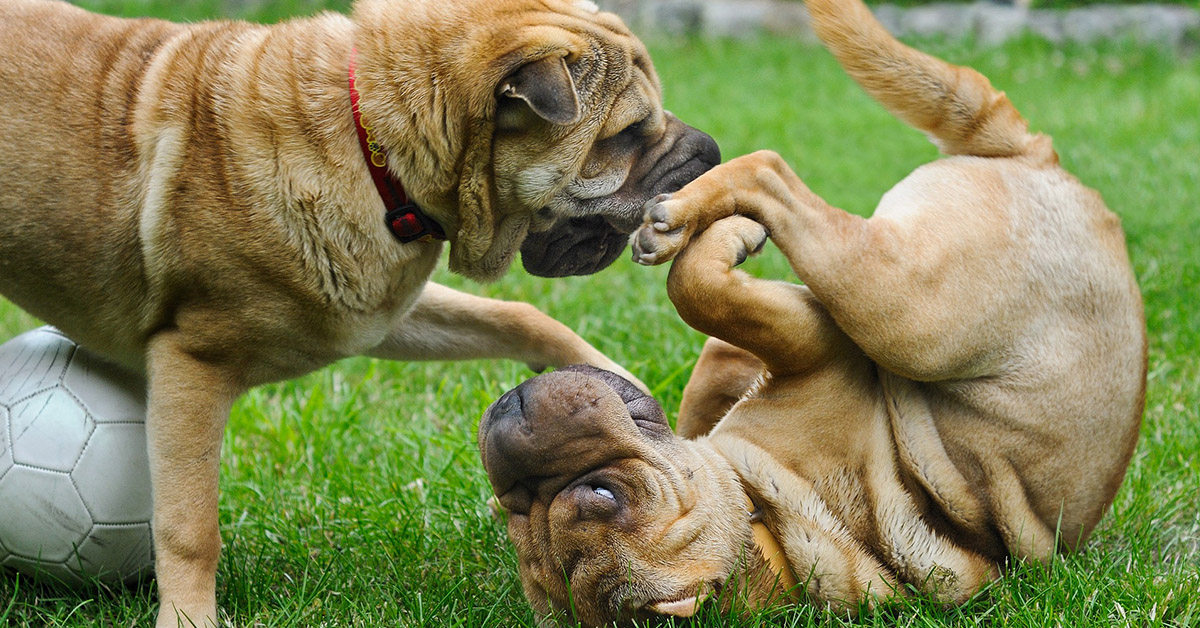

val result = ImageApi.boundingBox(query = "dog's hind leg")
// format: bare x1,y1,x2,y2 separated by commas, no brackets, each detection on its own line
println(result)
664,216,858,377
677,337,763,439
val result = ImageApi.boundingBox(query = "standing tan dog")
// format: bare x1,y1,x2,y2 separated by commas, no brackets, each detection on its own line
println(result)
478,0,1146,623
0,0,720,625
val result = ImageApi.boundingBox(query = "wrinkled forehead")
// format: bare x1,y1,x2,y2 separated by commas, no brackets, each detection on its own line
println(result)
559,8,662,101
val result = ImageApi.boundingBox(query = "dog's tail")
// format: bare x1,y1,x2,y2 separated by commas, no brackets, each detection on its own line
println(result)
805,0,1055,162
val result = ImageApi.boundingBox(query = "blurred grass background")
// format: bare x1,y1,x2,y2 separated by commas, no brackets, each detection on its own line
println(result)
0,0,1197,626
62,0,1200,22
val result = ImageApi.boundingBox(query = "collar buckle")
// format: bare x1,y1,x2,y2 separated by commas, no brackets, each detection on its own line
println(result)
350,49,447,244
386,204,447,244
745,493,800,593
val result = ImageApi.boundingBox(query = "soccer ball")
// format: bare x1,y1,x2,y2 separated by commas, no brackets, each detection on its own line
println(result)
0,326,154,585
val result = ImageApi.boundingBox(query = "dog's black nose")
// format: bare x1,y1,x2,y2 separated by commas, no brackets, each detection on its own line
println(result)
520,115,720,278
490,388,523,427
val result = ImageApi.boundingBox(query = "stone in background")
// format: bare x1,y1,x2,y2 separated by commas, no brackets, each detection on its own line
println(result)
597,0,1200,51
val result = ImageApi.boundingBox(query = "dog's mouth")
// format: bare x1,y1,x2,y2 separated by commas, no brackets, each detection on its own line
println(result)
643,592,710,617
519,214,629,277
636,579,720,620
520,117,720,277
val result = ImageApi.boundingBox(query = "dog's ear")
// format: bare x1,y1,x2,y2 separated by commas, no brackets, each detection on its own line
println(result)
497,56,581,126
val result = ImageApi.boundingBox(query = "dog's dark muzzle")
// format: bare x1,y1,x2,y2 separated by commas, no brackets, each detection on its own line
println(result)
478,365,669,514
520,119,720,277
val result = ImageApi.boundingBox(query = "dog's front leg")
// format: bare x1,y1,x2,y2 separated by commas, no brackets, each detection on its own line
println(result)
145,332,243,628
368,282,647,392
665,215,857,374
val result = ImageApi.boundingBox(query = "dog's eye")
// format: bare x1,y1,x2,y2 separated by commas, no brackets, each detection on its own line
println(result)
605,118,647,144
572,482,621,520
617,119,646,139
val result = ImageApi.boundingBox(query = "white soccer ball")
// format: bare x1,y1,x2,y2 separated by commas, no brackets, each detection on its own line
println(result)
0,326,153,585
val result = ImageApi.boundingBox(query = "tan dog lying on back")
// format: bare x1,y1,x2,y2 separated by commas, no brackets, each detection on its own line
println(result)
0,0,720,625
478,0,1146,623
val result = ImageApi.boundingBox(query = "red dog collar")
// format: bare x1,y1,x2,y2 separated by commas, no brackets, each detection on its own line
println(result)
349,49,446,244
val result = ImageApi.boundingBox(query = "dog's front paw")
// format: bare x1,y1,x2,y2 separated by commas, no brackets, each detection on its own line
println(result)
631,194,696,265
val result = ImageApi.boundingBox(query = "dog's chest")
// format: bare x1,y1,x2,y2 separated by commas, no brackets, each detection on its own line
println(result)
304,252,440,352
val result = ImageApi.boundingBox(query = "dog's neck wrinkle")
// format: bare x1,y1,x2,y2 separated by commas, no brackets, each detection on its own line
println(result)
349,15,477,217
229,18,359,169
692,436,802,610
709,435,872,594
215,18,444,310
241,13,460,231
352,60,461,222
213,18,376,215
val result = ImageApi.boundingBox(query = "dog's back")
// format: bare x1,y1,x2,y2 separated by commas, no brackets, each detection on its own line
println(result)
805,0,1146,557
0,2,186,364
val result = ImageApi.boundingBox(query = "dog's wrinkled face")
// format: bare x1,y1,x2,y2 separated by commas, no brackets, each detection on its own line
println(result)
353,0,720,280
492,4,722,279
512,109,722,278
478,366,748,626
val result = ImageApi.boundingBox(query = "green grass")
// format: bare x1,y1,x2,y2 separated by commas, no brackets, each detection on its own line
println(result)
3,3,1200,626
864,0,1200,7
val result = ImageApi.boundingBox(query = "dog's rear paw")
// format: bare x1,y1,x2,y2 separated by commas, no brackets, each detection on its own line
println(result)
631,194,694,265
719,217,768,266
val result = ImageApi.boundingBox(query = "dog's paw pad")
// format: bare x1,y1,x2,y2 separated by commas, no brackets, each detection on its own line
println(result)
632,196,693,264
632,223,687,265
645,199,683,229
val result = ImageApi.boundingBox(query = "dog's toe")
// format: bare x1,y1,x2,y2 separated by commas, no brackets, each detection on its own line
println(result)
733,221,768,266
632,196,692,264
632,223,686,265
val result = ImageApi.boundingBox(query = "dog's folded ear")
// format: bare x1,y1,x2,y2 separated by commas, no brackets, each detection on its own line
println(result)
497,55,581,126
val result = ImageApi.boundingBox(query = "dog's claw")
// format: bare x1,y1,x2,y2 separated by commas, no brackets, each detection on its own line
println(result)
633,227,671,265
632,194,693,265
